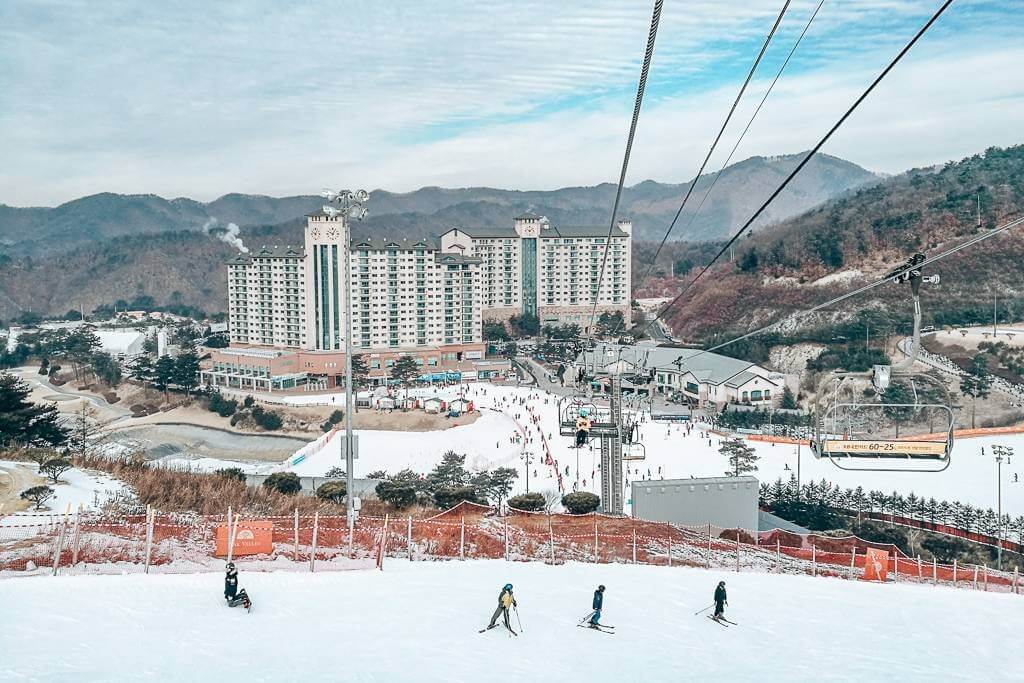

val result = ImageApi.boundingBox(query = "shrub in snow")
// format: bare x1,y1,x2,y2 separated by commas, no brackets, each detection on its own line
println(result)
433,486,484,510
316,480,347,504
561,491,600,515
215,468,246,482
21,485,55,510
255,409,283,431
508,493,546,512
328,410,344,425
40,458,72,484
263,472,301,495
324,467,346,479
376,480,417,510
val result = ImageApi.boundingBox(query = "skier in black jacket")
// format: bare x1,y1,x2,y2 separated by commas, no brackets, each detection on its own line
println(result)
588,585,605,627
224,562,251,610
713,581,727,620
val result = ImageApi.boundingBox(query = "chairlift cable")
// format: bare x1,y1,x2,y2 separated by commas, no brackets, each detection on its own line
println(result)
642,0,955,338
665,0,826,265
584,0,665,351
640,0,792,288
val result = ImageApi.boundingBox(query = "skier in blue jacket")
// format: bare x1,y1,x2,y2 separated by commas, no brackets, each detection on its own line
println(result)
589,585,605,627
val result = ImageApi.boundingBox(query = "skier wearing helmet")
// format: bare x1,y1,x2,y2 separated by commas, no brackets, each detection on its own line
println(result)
224,562,252,610
486,583,517,631
713,581,728,620
589,585,605,628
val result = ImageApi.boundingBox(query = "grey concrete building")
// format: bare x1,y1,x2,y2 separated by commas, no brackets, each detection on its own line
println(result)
631,475,759,531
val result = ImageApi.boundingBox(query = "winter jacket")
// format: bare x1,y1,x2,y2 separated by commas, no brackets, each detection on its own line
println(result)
592,590,603,611
225,572,238,599
714,585,727,604
499,589,516,609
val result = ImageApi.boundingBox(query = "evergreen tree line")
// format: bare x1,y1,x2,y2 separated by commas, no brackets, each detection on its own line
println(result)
760,476,1024,542
373,451,519,511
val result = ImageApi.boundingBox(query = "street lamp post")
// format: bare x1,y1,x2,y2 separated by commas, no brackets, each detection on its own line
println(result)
322,189,369,538
993,444,1014,571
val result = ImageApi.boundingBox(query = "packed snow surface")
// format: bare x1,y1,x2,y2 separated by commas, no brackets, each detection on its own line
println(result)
271,385,1024,518
1,560,1021,681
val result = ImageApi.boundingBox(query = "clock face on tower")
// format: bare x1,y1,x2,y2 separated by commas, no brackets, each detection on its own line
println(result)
326,227,340,240
310,227,321,240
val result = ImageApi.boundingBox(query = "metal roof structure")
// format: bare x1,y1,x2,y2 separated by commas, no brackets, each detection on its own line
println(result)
578,343,769,387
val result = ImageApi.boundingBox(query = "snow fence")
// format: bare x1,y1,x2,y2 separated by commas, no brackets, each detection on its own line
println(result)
2,501,1021,595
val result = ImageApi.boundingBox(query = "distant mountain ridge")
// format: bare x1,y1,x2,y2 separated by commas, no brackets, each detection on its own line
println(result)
0,152,879,256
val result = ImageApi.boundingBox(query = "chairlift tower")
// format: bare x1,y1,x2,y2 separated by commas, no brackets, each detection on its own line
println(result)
600,375,625,515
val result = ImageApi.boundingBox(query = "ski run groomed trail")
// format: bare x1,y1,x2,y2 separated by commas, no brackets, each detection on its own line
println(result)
3,560,1023,682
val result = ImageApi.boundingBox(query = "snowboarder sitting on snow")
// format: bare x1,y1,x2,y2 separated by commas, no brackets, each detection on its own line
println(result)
713,581,727,620
589,585,605,627
487,583,517,630
575,408,592,447
224,562,251,609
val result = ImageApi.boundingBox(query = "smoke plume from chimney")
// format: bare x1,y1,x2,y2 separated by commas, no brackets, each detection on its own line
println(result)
201,217,248,253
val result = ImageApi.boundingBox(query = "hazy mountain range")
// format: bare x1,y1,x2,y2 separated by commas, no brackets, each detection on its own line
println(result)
0,152,885,322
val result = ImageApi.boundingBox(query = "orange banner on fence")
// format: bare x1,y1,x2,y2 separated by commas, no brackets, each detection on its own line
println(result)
215,521,273,557
862,548,889,582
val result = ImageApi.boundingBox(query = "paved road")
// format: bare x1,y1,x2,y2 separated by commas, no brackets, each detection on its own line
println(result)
0,462,45,514
642,312,672,343
11,367,132,417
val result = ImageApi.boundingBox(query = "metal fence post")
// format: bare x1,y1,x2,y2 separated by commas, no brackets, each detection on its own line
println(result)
668,532,672,567
593,517,599,563
310,511,319,573
504,519,509,562
933,558,937,586
632,527,637,564
293,508,299,562
850,548,856,579
973,565,979,590
953,558,958,587
51,504,71,576
460,517,466,561
407,516,413,561
812,544,816,577
706,523,711,568
144,505,154,574
983,564,988,591
70,505,83,568
226,506,233,564
548,515,555,564
893,550,898,583
917,555,922,579
1014,566,1019,594
735,533,740,573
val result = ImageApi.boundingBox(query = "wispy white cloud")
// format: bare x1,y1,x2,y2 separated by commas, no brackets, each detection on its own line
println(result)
0,0,1018,205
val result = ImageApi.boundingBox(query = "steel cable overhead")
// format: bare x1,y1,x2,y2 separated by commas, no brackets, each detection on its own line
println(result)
585,0,663,343
684,214,1024,365
643,0,955,338
670,0,826,255
640,0,792,288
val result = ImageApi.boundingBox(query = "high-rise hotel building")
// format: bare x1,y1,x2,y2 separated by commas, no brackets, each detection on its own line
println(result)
216,210,630,391
440,212,632,331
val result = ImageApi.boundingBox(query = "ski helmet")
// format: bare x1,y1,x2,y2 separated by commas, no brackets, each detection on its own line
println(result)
226,562,236,571
504,583,513,591
597,585,605,592
718,581,725,586
579,407,590,417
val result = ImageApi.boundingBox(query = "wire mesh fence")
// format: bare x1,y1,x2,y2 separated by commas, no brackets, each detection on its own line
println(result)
3,501,1021,594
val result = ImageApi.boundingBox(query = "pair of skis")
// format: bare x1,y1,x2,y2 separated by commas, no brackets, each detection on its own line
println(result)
707,615,737,627
577,623,615,635
479,623,517,637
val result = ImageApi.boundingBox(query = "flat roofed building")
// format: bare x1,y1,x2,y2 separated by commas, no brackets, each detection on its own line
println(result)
440,213,632,332
632,475,759,532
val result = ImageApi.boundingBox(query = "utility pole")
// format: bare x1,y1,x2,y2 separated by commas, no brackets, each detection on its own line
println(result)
322,189,369,537
993,445,1014,571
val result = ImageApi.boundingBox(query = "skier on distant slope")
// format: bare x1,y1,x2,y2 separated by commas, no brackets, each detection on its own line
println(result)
588,585,605,628
713,581,727,621
485,583,517,632
224,562,252,610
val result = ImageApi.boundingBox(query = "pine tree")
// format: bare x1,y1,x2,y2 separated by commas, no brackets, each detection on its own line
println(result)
129,355,155,394
389,355,420,411
173,350,201,398
153,356,177,401
0,372,69,449
719,438,759,477
780,386,798,410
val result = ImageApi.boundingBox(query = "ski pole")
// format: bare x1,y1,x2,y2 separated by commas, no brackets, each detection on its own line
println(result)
578,609,597,625
514,605,523,633
694,604,715,615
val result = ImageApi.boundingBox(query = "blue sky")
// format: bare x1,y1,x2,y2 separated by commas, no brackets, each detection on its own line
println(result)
0,0,1021,206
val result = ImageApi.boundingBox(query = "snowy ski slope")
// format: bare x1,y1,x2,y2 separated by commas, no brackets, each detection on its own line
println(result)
1,560,1020,681
276,385,1024,517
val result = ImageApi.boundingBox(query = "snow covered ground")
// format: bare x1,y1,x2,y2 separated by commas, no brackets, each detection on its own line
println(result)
263,384,1024,518
133,382,1024,518
0,460,128,522
1,559,1021,681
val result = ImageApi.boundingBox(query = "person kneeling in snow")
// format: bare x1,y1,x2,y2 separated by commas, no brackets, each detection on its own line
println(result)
224,562,251,609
